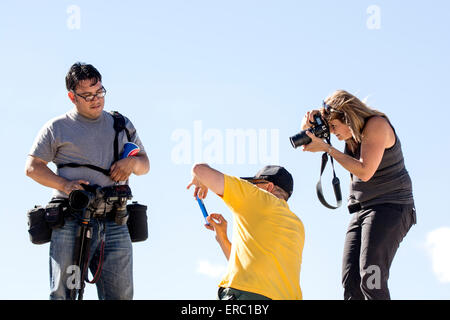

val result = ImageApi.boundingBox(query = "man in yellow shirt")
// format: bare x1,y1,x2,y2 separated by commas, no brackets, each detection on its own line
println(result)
187,164,305,300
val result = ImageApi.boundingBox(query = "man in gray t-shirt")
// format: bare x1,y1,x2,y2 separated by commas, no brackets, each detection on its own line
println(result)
25,62,150,300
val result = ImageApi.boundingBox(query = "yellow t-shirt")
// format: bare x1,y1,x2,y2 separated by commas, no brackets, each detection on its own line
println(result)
219,174,305,300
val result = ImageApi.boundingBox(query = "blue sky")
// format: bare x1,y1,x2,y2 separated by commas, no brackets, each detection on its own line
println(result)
1,0,449,299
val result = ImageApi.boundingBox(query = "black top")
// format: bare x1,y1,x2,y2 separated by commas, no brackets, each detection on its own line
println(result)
345,117,414,208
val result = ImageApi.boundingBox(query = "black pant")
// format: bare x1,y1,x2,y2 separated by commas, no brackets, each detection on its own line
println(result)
342,203,416,300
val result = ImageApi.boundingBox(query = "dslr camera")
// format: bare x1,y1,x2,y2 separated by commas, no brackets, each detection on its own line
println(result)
290,113,330,148
69,184,133,225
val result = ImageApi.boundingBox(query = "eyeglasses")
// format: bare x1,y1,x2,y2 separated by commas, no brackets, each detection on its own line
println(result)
323,101,344,114
73,87,107,102
250,179,269,185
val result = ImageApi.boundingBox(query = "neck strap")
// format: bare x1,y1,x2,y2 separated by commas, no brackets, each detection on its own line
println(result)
316,139,342,209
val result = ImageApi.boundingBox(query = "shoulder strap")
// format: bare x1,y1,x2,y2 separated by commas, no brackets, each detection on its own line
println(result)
57,163,110,176
57,111,132,177
110,111,131,162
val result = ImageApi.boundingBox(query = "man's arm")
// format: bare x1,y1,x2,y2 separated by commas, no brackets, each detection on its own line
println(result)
110,152,150,182
25,155,89,195
187,164,228,259
187,163,225,199
205,213,231,260
132,153,150,175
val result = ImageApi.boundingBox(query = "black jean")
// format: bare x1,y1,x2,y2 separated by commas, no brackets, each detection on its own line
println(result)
342,203,416,300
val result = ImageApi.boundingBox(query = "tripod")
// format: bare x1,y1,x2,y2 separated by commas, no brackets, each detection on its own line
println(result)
69,207,93,300
68,187,105,300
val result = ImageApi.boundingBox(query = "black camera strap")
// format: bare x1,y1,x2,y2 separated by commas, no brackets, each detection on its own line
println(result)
111,111,131,163
57,111,131,177
57,163,111,176
316,141,342,210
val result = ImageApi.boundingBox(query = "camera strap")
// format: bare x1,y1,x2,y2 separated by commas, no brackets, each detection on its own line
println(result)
83,238,105,285
57,111,131,177
316,142,342,209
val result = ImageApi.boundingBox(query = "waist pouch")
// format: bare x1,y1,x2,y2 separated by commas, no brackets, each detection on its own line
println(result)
27,206,52,245
27,198,71,245
127,202,148,242
28,198,149,244
45,198,71,229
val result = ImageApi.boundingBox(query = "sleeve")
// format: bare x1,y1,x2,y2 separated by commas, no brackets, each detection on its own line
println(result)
221,174,268,217
124,116,147,155
28,120,57,163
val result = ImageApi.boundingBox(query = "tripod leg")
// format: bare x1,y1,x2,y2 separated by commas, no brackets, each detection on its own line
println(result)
71,223,92,300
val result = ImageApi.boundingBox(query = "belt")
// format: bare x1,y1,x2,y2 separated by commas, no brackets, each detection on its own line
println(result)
66,208,116,222
348,201,362,214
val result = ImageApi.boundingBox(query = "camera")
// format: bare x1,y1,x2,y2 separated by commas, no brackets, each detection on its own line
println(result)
68,184,133,225
290,113,330,148
68,185,99,211
101,185,133,225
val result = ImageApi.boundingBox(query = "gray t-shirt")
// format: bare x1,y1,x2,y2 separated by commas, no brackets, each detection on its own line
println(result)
29,108,146,199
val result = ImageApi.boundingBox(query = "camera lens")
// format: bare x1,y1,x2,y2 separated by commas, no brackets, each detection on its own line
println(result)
289,130,312,149
114,207,129,225
69,190,94,211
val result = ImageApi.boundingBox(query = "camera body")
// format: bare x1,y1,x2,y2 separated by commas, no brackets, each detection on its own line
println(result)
101,185,133,225
290,113,330,148
68,184,133,225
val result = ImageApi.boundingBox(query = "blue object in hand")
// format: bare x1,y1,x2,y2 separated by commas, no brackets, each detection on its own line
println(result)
121,142,140,159
196,196,210,226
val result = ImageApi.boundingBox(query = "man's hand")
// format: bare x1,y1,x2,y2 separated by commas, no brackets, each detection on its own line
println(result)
205,213,231,260
186,163,225,198
187,176,209,199
25,155,90,195
110,157,137,182
62,179,90,195
205,213,228,239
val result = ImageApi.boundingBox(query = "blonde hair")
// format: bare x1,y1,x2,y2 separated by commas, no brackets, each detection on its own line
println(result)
322,90,388,152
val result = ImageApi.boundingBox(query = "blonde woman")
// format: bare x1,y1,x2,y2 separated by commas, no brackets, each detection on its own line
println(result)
301,90,416,300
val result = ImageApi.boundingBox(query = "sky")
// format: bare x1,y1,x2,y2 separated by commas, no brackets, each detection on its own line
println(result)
1,0,449,300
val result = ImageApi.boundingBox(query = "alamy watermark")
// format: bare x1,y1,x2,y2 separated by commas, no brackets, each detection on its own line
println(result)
67,5,81,30
366,5,381,30
171,120,280,165
66,265,82,290
364,265,381,290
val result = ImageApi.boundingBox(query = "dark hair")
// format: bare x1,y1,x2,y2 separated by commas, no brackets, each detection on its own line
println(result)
65,62,102,91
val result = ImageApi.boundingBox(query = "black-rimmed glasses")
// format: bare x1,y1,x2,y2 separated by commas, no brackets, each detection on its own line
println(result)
73,87,107,102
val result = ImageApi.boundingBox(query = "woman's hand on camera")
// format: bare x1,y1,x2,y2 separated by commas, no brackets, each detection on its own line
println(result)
302,131,329,153
301,110,321,130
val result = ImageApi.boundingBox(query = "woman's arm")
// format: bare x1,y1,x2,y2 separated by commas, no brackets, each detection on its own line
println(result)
303,116,394,182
